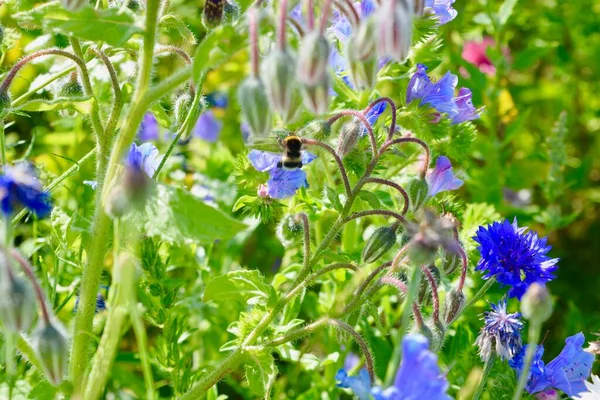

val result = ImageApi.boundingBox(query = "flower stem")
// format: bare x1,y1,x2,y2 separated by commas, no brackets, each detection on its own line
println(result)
473,354,495,400
329,319,375,382
512,322,542,400
0,120,6,166
463,277,497,312
131,303,156,400
384,265,422,386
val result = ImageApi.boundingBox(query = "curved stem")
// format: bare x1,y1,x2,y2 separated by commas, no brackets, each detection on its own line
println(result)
343,209,408,226
155,45,192,64
302,138,352,197
8,248,51,323
363,97,397,141
457,245,469,292
473,354,495,400
248,7,260,77
277,0,288,50
343,261,391,313
380,275,424,328
254,318,329,349
336,0,360,26
329,319,375,383
298,213,311,270
463,277,497,313
88,48,123,137
421,266,440,324
363,177,409,215
327,110,378,158
380,137,430,179
287,16,305,37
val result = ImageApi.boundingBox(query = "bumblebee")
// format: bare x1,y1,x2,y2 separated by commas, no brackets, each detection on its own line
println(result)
277,135,304,170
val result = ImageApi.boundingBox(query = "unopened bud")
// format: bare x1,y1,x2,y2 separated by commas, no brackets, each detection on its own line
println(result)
203,0,225,28
440,250,461,275
0,256,36,332
301,81,330,115
60,0,86,11
417,321,434,343
237,77,272,144
257,184,269,198
362,225,397,264
347,18,378,90
262,50,300,123
443,289,465,325
408,178,429,211
58,79,84,98
276,214,305,246
0,90,11,117
223,0,241,22
174,93,205,140
521,283,553,324
297,119,332,141
336,119,362,158
297,32,330,86
33,321,68,385
419,265,440,305
376,0,413,63
428,319,446,352
127,0,141,11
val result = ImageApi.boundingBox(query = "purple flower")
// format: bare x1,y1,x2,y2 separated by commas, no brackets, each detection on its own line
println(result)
451,88,480,124
406,64,458,116
425,0,457,25
127,143,161,178
510,333,594,397
138,113,160,141
248,150,317,199
475,300,523,362
426,156,463,196
205,91,228,108
0,163,52,218
194,110,223,143
329,48,354,93
241,121,251,143
360,101,387,136
336,334,451,400
331,0,377,42
473,219,559,299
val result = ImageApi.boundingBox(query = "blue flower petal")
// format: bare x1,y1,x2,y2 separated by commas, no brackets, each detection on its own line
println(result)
425,0,458,24
127,142,161,178
267,168,308,199
194,110,223,143
248,150,280,172
301,151,317,165
426,156,463,196
336,368,372,400
452,88,480,124
138,112,160,141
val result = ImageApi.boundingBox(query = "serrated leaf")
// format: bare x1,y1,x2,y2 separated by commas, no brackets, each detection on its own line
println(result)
128,183,246,244
245,352,277,397
17,96,94,114
16,2,142,47
204,270,277,307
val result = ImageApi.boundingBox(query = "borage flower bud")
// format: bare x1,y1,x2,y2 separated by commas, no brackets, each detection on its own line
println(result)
336,119,362,158
376,0,413,63
347,18,378,90
440,249,461,275
0,254,36,332
297,32,330,86
33,320,68,385
521,282,553,324
442,288,465,325
237,77,272,144
58,74,84,117
175,94,205,141
60,0,86,11
407,178,429,211
301,81,330,115
0,90,11,117
261,50,301,122
428,319,446,352
276,214,305,246
362,225,398,264
297,119,332,141
203,0,225,28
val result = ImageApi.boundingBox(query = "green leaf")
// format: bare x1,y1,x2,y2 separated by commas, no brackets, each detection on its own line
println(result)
245,351,277,397
204,270,276,307
159,14,196,44
358,190,381,209
16,3,142,47
149,103,171,129
129,183,246,244
17,96,94,114
497,0,519,26
325,186,343,212
193,22,248,82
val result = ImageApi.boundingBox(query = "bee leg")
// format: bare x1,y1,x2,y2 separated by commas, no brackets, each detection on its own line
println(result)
298,162,303,169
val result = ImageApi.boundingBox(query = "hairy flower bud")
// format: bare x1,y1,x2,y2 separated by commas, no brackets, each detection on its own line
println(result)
276,214,305,246
297,119,332,140
442,289,465,325
336,119,362,158
0,90,11,117
428,319,446,352
203,0,225,28
174,93,205,140
347,17,378,90
262,49,300,122
297,32,330,86
0,24,4,47
419,265,441,305
408,178,429,211
0,255,36,332
58,79,84,98
362,225,398,264
237,77,273,144
33,321,68,385
301,81,330,115
440,250,461,275
521,283,553,324
376,0,413,63
60,0,86,11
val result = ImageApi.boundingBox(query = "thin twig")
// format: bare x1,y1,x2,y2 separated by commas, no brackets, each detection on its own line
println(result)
380,137,430,179
363,177,409,215
329,319,375,382
302,138,352,197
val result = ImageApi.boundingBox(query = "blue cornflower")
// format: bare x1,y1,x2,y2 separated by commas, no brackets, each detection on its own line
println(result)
473,219,559,299
451,88,480,124
425,0,457,25
336,334,451,400
475,299,523,362
0,163,52,218
138,113,160,141
127,142,162,178
426,156,463,197
406,64,459,117
74,287,108,314
193,110,223,143
248,149,316,199
509,333,594,397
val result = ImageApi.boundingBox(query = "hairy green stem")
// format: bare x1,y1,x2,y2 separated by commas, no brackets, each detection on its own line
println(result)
89,48,123,137
131,303,156,400
463,277,497,313
473,354,495,400
512,322,542,400
329,319,375,382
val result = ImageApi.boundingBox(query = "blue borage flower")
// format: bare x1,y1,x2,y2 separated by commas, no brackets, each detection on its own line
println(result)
406,64,479,125
473,219,559,299
426,156,463,196
336,334,451,400
509,333,594,397
193,110,223,143
74,286,108,314
127,142,162,178
475,299,523,362
248,150,316,199
425,0,458,25
138,113,160,141
0,163,52,218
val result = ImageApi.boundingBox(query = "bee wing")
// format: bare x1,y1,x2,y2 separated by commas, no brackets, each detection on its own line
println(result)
245,136,281,152
301,151,317,165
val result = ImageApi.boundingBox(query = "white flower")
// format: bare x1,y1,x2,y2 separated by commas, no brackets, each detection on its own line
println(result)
573,375,600,400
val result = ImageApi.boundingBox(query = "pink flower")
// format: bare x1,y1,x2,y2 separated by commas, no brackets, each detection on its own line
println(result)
462,37,496,75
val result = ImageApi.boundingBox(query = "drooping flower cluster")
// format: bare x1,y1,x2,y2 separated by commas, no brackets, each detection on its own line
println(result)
475,299,523,362
509,333,594,397
0,163,52,218
473,219,559,299
336,334,451,399
406,64,479,124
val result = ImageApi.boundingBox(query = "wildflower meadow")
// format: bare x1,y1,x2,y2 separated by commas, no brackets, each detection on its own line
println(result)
0,0,599,399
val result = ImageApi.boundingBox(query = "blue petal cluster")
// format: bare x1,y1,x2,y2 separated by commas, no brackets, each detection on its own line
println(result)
473,219,559,299
406,64,479,125
425,0,458,25
127,142,162,178
336,334,451,400
426,156,463,196
475,299,523,362
138,113,160,141
0,163,52,218
248,150,316,199
509,333,594,397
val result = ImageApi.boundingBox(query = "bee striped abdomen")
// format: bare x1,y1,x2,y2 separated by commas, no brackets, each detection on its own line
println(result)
279,136,304,170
